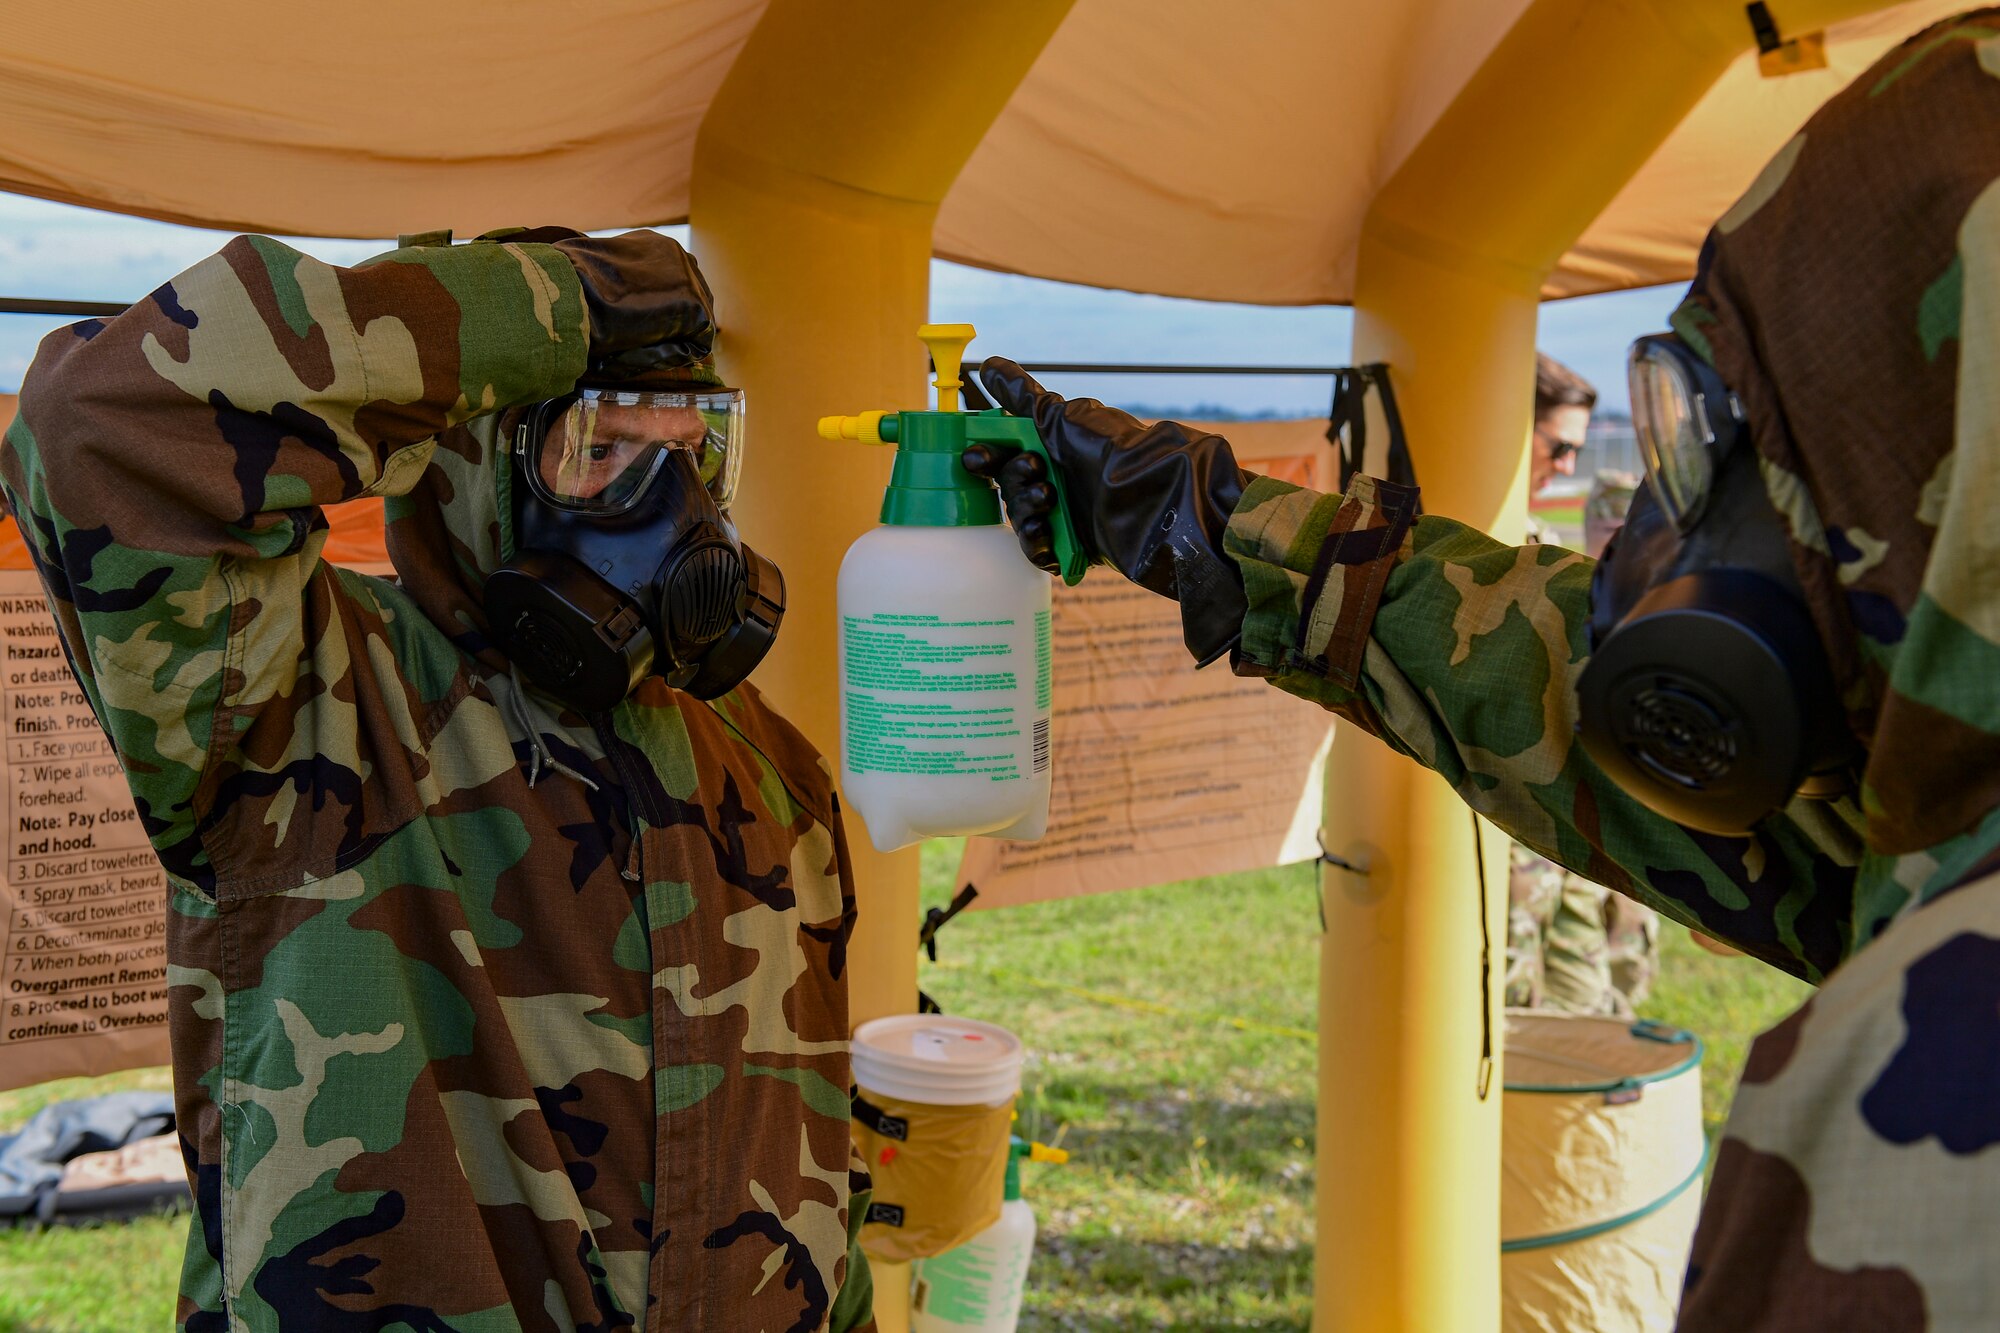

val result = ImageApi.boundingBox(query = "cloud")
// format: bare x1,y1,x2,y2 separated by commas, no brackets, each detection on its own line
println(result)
930,262,1353,416
0,193,387,298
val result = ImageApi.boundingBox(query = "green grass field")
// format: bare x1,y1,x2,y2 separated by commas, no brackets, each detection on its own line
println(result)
0,843,1810,1332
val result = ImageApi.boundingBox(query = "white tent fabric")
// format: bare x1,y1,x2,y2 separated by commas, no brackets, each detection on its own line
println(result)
0,0,1967,304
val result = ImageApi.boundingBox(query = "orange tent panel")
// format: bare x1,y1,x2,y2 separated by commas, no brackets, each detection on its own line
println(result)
0,500,389,574
320,497,392,568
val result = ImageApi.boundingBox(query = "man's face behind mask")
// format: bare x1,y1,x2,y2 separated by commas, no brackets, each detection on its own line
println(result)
525,389,744,515
539,401,707,506
485,383,783,713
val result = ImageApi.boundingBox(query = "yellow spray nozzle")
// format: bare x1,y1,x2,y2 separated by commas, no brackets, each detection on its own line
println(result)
1028,1142,1069,1165
918,323,976,413
816,410,891,444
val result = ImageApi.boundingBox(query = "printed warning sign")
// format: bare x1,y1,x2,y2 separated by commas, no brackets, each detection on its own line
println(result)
0,571,171,1091
0,435,394,1088
956,423,1338,908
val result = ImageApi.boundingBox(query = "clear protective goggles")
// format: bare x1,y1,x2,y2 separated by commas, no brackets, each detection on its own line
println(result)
1626,334,1746,532
517,386,744,516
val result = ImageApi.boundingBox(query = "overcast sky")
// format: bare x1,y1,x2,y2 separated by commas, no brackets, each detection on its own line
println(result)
0,192,1680,418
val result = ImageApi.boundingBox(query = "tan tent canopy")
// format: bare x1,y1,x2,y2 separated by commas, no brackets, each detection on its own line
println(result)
0,7,1962,1327
0,0,1961,304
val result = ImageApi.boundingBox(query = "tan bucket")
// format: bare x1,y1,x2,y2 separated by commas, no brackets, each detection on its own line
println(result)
1502,1012,1707,1333
851,1016,1023,1264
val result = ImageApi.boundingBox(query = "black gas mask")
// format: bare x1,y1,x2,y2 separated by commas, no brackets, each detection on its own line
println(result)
484,385,784,713
1576,334,1854,835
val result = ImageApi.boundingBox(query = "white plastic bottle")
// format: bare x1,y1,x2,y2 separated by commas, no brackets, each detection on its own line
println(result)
821,325,1056,854
836,523,1051,852
911,1141,1056,1333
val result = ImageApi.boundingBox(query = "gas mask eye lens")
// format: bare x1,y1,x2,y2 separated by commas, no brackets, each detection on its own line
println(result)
1628,338,1717,531
545,432,663,510
522,386,745,515
697,409,743,506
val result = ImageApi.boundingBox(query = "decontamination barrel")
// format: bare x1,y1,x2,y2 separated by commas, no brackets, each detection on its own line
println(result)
1501,1012,1707,1332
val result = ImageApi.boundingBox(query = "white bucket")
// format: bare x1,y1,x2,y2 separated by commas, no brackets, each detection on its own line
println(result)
851,1015,1024,1107
1501,1012,1707,1333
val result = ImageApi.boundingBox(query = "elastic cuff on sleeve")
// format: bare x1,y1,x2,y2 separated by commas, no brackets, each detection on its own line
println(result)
1223,474,1418,686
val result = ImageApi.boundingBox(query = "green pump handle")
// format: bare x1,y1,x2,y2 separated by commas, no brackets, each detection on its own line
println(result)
818,407,1088,587
816,323,1086,586
962,411,1087,587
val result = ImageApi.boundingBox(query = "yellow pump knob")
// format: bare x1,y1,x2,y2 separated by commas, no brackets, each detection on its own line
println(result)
816,410,891,444
918,323,977,413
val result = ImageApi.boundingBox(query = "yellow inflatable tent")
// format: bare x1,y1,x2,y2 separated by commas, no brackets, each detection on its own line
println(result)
0,4,1960,1326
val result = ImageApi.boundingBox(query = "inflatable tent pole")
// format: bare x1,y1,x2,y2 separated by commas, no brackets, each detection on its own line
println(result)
689,5,1073,1327
1323,0,1892,1327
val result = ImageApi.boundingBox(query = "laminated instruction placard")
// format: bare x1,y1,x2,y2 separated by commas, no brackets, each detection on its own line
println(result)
957,424,1339,908
0,569,171,1091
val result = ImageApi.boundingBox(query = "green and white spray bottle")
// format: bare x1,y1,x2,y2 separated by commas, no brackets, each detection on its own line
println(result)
910,1137,1068,1333
819,324,1085,854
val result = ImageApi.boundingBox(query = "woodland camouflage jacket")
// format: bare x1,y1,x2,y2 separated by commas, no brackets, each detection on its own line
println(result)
1231,19,2000,1327
0,236,874,1332
1224,470,1872,985
1222,14,2000,991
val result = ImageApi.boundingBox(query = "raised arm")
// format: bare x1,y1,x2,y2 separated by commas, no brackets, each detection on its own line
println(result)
0,233,591,892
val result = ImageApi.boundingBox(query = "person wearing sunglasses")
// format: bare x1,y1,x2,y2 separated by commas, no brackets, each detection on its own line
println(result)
967,13,2000,1326
1528,351,1594,512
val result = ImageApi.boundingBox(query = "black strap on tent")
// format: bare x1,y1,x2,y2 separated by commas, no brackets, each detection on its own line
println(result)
920,884,978,964
1472,812,1495,1101
1745,2,1783,55
1328,363,1421,509
915,883,980,1014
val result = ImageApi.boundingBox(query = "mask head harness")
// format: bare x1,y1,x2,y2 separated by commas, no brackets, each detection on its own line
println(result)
484,384,784,713
1576,334,1854,835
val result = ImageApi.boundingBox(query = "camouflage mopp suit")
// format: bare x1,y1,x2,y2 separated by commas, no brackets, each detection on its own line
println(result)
1223,16,2000,1327
1,234,875,1331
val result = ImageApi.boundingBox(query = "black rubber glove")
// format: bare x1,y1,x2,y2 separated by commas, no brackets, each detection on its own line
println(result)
964,357,1252,666
545,229,718,382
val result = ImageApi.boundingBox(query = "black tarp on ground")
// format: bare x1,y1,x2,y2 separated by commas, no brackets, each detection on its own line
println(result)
0,1092,187,1225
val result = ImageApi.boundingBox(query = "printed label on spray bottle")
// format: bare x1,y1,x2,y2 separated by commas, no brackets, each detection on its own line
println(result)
912,1216,1034,1329
842,612,1049,780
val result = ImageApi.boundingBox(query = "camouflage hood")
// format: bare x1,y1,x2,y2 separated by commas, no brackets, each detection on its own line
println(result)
378,228,726,679
365,229,572,675
1669,11,2000,861
379,411,520,674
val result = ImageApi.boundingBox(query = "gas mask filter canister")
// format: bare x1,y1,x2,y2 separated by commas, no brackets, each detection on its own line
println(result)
1575,335,1853,835
484,385,784,712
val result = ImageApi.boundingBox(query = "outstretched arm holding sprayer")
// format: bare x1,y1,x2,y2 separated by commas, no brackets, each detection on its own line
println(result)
964,19,2000,1324
965,356,1856,984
